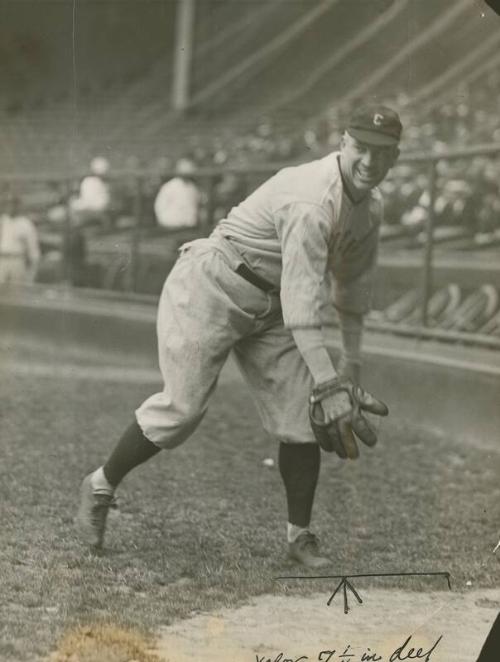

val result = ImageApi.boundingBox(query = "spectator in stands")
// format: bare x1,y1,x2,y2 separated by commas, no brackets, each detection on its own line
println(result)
432,179,473,228
154,158,201,229
70,156,112,229
0,191,40,284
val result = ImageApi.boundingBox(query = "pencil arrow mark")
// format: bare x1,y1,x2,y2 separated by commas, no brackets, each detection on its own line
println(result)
275,570,451,614
327,577,363,613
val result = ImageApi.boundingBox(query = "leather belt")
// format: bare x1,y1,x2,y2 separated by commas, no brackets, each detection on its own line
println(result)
235,263,277,293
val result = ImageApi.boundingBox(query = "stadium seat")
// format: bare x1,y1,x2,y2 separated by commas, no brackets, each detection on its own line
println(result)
479,309,500,337
403,283,462,326
439,284,499,332
382,289,419,324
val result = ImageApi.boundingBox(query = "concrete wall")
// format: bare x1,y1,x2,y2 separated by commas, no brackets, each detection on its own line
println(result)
2,286,499,448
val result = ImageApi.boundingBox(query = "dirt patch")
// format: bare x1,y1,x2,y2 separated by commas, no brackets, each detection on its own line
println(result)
154,589,499,662
48,624,161,662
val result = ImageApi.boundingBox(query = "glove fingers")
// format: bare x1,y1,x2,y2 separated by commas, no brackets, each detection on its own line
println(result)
331,423,348,459
309,403,347,457
309,401,326,426
356,386,389,417
351,411,378,447
324,420,348,458
338,418,359,459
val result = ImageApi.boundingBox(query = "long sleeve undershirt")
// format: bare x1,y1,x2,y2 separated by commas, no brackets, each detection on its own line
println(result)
292,308,363,385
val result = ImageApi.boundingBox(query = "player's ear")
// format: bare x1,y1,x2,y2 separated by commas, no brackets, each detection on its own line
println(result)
340,132,347,150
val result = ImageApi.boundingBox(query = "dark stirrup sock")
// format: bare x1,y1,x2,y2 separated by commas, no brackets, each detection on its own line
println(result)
103,419,162,488
278,441,321,528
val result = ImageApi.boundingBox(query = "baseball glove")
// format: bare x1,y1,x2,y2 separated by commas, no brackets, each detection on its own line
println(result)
309,377,389,459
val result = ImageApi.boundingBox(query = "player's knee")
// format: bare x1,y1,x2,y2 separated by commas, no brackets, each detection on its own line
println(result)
137,409,205,450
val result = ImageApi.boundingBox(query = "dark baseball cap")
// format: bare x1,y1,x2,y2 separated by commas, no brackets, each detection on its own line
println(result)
347,105,402,146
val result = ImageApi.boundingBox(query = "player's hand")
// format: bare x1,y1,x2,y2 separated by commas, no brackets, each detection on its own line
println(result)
319,389,352,423
309,378,388,459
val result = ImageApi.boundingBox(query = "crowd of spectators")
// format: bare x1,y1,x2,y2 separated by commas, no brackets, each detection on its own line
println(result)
142,70,500,242
3,70,500,289
100,69,499,244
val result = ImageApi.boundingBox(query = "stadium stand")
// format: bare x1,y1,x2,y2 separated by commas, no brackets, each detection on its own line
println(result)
2,0,499,174
2,0,500,351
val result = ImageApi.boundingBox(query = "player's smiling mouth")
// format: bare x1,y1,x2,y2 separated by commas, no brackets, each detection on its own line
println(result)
356,170,377,183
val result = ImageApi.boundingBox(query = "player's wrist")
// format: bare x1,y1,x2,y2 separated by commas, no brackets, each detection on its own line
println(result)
291,327,338,385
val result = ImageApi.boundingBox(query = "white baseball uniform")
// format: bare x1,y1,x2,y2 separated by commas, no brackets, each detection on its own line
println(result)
136,152,383,447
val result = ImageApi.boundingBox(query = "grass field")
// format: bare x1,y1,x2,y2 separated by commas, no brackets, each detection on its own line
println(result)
1,349,499,661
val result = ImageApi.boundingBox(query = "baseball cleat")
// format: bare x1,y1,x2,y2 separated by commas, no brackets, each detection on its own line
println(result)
288,531,332,569
75,473,116,549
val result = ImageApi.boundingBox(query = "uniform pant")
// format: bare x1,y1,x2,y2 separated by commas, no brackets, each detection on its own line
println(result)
0,256,34,284
136,236,332,448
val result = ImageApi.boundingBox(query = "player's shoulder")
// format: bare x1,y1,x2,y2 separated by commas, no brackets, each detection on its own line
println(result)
273,153,340,209
277,152,338,184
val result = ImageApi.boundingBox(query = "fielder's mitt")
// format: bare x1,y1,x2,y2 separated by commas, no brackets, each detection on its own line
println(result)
309,377,389,459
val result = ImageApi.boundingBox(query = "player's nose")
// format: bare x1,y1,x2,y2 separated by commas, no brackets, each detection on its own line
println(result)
361,150,375,167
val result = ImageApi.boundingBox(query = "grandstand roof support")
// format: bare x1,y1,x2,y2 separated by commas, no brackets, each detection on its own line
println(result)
171,0,196,113
420,161,438,328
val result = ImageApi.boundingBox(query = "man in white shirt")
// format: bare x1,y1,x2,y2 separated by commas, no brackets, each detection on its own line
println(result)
154,158,200,229
0,192,40,284
70,157,111,225
76,106,402,568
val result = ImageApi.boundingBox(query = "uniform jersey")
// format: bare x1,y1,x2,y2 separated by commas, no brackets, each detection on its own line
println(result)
213,152,383,329
136,152,386,447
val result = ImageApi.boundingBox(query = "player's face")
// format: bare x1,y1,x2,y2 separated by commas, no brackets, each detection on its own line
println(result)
340,132,399,197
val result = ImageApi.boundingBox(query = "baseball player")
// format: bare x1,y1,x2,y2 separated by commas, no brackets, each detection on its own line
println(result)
76,105,402,568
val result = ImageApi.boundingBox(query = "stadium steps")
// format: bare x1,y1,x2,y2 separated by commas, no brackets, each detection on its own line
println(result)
105,1,334,152
401,1,500,114
0,0,313,172
1,0,499,173
105,0,487,162
99,0,297,143
60,0,434,163
203,0,459,123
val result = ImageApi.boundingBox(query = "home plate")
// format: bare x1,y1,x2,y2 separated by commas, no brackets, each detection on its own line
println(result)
155,589,499,662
